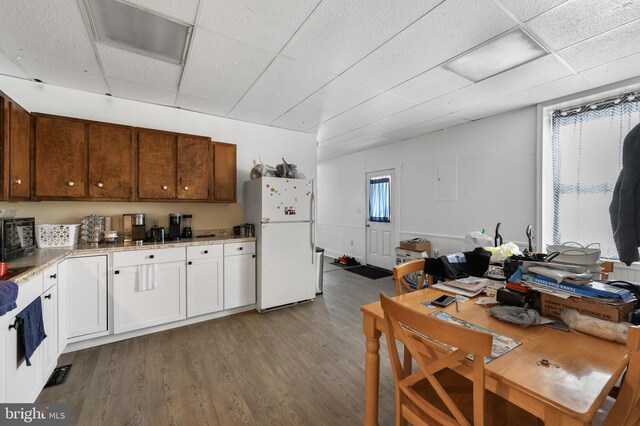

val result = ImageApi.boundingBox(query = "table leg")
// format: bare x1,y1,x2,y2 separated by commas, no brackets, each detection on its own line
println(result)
363,314,382,426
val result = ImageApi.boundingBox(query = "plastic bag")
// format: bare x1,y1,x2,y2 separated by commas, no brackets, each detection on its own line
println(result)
250,162,277,179
484,242,522,263
462,231,492,251
488,306,541,327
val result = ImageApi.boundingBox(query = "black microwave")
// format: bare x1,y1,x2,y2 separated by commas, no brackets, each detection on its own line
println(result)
1,218,36,261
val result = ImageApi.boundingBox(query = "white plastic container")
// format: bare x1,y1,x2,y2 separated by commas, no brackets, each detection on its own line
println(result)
546,242,601,265
36,224,80,247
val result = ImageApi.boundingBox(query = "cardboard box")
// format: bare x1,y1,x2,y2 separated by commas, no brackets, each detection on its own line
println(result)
538,292,635,323
399,239,430,254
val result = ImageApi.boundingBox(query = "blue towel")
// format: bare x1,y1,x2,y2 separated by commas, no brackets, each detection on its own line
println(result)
16,297,47,366
0,280,19,316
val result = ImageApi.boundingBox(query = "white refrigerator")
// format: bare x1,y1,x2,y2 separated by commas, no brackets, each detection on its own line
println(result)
244,177,316,312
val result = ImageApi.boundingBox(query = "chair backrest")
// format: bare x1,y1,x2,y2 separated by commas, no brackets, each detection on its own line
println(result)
600,261,614,280
380,293,493,426
605,326,640,426
393,259,430,295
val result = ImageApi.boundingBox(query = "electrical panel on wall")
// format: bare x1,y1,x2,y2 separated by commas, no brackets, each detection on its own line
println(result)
434,156,457,201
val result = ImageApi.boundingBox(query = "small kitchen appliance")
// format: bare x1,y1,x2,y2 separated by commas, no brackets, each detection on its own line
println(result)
182,214,192,238
147,225,165,243
168,213,181,240
0,218,36,261
122,213,146,244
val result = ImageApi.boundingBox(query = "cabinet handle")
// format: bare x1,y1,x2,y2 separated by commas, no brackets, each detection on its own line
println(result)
237,247,243,251
204,250,208,254
45,294,52,300
252,254,256,258
50,273,57,279
150,255,155,259
14,178,21,185
115,270,120,274
162,185,168,190
184,186,189,191
8,318,22,330
97,182,104,188
188,261,192,265
68,181,75,187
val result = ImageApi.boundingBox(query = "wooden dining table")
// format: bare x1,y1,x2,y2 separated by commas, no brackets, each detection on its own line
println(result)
361,288,632,426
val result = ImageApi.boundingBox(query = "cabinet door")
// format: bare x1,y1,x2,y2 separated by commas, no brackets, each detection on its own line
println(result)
88,123,133,200
113,261,186,334
41,285,58,384
224,254,256,309
8,101,31,200
63,256,108,339
35,116,86,198
138,129,176,200
177,135,210,201
187,256,223,317
213,142,236,202
5,315,44,402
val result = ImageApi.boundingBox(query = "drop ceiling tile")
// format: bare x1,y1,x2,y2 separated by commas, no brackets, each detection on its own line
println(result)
321,128,375,147
363,104,445,135
97,43,182,90
238,55,337,116
342,0,517,91
286,76,380,124
308,123,350,142
579,51,640,87
325,93,417,131
527,0,640,50
0,50,30,79
384,115,469,141
341,133,393,150
388,67,472,103
0,0,101,73
498,0,567,21
198,0,321,53
109,77,177,106
175,93,235,116
227,105,281,125
270,115,316,132
282,0,444,74
121,0,200,24
557,19,640,72
179,28,275,104
19,58,108,94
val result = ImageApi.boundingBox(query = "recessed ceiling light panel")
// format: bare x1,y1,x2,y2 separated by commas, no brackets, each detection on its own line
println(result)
443,28,549,82
85,0,192,65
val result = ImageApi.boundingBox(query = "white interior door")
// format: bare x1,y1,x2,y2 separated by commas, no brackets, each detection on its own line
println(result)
366,169,396,270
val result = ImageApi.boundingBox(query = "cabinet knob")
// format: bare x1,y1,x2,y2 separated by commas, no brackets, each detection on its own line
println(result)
97,182,104,188
252,254,256,258
44,294,52,300
162,185,168,190
50,273,57,279
149,255,155,259
14,178,21,185
9,318,22,330
184,186,189,191
68,181,75,187
115,270,120,274
237,247,243,251
188,261,192,265
204,250,208,254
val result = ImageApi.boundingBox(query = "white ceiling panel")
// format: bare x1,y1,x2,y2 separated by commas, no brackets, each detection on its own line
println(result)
270,115,316,132
282,0,444,74
527,0,640,50
286,76,380,124
179,28,275,104
227,105,281,125
498,0,567,22
175,93,235,116
363,104,445,135
0,0,101,74
121,0,200,24
320,127,376,147
326,93,417,131
19,58,108,94
558,19,640,72
0,50,30,79
308,123,350,142
388,67,471,103
384,115,470,141
238,55,337,116
342,0,517,91
109,77,176,106
579,52,640,88
198,0,321,53
97,43,182,90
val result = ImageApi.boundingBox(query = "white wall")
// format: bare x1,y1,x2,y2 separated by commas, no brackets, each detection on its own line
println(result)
317,106,537,261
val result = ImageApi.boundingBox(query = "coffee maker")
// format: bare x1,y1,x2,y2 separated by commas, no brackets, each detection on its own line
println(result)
122,213,146,244
168,213,181,240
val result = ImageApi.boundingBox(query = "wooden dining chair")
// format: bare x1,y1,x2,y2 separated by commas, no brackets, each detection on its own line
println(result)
393,259,431,295
380,293,540,426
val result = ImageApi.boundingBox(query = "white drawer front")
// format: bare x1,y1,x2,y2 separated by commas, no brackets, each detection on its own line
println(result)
113,247,186,267
187,244,223,260
15,273,44,314
43,265,58,292
224,242,255,256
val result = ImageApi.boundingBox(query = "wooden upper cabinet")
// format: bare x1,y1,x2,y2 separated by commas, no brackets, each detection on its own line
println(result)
34,116,86,199
212,142,236,202
177,135,210,201
137,129,177,200
8,102,32,200
88,123,134,200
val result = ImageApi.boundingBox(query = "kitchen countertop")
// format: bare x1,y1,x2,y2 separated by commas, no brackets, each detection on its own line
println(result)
6,235,257,285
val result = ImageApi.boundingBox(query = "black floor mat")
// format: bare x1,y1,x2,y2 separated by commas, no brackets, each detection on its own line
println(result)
345,265,393,279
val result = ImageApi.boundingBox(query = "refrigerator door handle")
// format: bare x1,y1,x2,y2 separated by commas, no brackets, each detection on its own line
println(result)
310,179,316,264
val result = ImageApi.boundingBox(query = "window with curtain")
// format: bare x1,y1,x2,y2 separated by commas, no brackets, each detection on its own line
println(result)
551,92,640,259
369,176,390,223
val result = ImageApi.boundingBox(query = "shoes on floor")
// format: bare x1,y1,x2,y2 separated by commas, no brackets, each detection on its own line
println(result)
346,257,360,266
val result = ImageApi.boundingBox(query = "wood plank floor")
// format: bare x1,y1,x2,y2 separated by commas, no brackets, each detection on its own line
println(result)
38,267,398,425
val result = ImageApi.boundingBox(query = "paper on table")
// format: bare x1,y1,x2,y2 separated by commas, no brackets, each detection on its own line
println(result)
432,283,483,298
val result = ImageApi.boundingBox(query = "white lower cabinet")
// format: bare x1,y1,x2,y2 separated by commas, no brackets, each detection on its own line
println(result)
224,242,256,309
187,245,224,317
113,248,187,334
60,255,108,341
41,283,58,385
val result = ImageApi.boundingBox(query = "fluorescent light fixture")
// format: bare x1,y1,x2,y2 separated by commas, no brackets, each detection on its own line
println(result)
85,0,192,65
443,28,548,82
